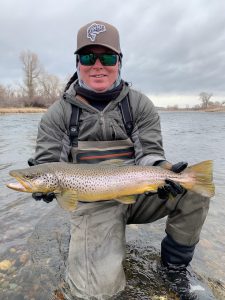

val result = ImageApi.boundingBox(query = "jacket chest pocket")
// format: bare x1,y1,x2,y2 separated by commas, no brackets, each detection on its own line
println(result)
110,119,128,140
78,113,103,140
106,109,128,141
78,110,128,141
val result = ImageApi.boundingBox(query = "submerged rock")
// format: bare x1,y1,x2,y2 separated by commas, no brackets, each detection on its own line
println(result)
0,259,12,271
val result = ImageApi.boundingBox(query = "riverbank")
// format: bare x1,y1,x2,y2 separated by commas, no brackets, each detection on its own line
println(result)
0,107,47,114
158,108,225,112
205,107,225,112
1,107,225,114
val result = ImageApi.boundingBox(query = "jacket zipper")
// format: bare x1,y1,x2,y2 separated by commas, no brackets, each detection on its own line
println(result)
99,111,107,140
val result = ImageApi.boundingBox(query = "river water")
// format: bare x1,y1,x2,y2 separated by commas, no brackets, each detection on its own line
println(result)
0,112,225,299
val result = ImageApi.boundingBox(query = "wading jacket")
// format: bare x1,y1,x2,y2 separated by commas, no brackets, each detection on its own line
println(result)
33,81,166,165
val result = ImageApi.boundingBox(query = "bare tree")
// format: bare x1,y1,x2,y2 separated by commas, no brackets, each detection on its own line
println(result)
20,50,41,102
199,92,213,109
0,84,6,101
1,50,65,108
38,71,62,105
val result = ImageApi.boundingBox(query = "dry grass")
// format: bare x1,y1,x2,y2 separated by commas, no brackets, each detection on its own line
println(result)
205,107,225,112
0,107,47,114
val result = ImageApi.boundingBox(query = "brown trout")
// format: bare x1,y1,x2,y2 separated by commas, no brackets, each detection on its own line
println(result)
6,160,215,211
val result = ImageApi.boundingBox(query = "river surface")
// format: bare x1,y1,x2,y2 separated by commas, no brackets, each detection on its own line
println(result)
0,112,225,299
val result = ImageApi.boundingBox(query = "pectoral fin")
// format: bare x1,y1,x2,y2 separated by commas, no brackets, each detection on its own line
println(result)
55,190,78,211
168,194,175,201
115,195,136,204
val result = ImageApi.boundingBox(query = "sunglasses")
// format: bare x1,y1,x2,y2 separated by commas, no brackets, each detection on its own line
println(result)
78,53,118,66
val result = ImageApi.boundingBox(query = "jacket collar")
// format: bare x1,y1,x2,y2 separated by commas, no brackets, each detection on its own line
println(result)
63,80,130,113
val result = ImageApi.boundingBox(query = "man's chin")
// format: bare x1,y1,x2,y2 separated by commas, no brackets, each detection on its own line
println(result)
88,79,111,92
91,85,109,93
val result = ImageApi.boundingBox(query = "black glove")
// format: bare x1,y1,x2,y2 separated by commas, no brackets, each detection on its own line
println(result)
28,158,38,166
28,158,56,203
171,161,188,173
158,161,188,200
32,192,55,203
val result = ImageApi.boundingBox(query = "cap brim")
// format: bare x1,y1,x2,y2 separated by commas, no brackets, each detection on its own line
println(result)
74,43,121,55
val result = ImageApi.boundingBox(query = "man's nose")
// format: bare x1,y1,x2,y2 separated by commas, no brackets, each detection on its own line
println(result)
93,58,103,67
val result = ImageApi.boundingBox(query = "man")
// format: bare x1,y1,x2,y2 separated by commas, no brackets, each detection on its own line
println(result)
29,21,213,299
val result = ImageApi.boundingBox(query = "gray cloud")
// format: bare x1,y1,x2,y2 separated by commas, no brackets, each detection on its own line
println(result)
1,0,225,105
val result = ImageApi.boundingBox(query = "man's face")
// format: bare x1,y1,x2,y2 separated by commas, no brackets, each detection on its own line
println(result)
78,46,119,92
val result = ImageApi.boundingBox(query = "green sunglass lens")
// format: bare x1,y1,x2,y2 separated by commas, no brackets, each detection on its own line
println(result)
79,54,117,66
79,54,95,65
100,54,117,66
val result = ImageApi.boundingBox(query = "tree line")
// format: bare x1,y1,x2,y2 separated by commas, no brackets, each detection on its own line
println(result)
0,50,66,108
166,92,225,111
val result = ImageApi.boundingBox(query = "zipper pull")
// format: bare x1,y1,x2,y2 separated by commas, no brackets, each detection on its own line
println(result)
99,111,104,125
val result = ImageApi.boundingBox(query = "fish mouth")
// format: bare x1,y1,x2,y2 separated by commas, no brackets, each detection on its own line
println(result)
7,172,33,192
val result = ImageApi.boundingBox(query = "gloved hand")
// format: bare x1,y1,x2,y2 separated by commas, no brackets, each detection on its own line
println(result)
28,158,56,203
158,161,188,200
32,192,55,203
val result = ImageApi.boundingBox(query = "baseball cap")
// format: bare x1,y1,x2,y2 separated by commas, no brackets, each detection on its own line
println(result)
75,21,122,55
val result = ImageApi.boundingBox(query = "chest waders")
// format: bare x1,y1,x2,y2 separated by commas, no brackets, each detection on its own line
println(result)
66,95,135,299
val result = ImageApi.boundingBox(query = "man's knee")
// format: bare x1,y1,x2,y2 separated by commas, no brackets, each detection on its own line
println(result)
166,191,210,245
66,202,127,297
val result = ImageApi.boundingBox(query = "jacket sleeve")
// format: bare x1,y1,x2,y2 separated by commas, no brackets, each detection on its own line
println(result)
32,100,72,164
130,91,166,166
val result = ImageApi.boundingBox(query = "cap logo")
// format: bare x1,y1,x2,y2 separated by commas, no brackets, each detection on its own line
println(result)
87,23,106,42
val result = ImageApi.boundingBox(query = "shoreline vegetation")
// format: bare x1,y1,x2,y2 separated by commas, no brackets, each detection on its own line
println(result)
158,107,225,112
0,107,47,114
1,107,225,114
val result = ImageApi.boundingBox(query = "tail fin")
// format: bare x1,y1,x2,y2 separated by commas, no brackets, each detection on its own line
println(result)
182,160,215,197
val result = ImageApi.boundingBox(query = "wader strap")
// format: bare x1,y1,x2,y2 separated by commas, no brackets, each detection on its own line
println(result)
69,105,80,147
119,95,134,138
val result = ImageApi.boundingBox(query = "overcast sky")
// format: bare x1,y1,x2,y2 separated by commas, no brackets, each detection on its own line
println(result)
1,0,225,107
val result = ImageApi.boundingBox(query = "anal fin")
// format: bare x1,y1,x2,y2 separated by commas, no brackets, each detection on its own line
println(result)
115,195,136,204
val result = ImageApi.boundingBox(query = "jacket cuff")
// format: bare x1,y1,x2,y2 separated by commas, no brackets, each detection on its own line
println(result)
138,155,166,166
